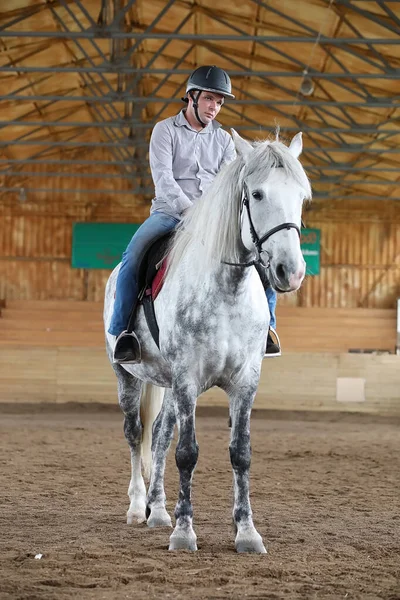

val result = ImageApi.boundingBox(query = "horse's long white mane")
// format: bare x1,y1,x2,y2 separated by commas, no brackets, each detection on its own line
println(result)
167,136,312,277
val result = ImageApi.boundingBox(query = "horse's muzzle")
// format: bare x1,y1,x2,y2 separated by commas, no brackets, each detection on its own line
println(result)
270,261,305,293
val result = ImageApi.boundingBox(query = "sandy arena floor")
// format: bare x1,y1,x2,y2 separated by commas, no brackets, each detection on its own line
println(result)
0,403,399,600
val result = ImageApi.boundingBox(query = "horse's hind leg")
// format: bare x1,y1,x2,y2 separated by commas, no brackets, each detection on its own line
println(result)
146,389,175,528
229,382,267,554
113,363,146,524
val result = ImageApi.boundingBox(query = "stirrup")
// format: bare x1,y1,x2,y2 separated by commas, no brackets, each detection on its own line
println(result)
263,326,281,359
113,330,142,364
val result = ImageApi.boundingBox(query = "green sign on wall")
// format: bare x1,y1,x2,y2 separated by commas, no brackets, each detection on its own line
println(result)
301,228,320,276
72,222,140,269
72,222,320,275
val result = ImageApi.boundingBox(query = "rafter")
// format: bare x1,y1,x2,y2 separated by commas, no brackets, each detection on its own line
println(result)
1,31,400,43
2,117,399,135
0,0,399,204
50,1,135,168
1,65,398,80
1,185,398,203
334,0,400,36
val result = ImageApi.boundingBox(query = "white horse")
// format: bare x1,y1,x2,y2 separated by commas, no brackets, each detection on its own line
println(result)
103,130,312,553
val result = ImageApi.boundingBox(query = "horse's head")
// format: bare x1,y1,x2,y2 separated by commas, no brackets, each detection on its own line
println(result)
232,130,312,293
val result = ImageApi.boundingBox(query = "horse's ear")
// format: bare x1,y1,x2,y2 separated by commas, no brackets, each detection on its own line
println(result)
289,132,303,158
231,129,252,158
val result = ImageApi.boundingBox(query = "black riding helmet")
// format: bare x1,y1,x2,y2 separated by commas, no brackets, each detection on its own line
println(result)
186,65,235,99
183,65,235,128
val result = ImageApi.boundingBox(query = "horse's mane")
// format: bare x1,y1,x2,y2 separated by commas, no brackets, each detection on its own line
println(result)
167,137,312,277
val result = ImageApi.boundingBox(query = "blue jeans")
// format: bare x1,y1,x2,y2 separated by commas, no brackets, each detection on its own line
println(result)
266,286,277,329
108,211,180,336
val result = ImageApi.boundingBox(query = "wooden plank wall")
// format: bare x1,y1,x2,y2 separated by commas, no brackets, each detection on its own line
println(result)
279,213,400,309
0,172,399,308
0,346,399,416
0,300,398,414
0,300,397,353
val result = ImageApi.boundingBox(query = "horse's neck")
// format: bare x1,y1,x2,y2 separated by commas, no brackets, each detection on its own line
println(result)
217,263,257,296
182,242,257,296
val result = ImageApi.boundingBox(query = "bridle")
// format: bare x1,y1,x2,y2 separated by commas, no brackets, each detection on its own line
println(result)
243,186,301,258
223,184,301,269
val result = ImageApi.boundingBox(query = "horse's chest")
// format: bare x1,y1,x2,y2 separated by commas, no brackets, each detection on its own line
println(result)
170,297,267,347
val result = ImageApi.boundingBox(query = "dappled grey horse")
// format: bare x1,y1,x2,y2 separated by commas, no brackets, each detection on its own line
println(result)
104,130,312,553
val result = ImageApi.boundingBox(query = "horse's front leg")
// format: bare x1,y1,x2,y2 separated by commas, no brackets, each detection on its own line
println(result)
146,389,175,528
229,384,267,554
169,382,199,551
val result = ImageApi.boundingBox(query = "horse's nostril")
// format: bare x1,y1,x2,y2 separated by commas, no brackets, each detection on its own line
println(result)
276,263,286,281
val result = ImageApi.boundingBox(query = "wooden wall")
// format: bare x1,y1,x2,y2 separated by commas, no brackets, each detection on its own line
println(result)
0,164,399,308
1,346,399,416
280,207,400,309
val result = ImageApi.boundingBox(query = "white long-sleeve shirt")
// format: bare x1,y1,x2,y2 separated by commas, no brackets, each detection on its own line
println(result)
149,109,236,218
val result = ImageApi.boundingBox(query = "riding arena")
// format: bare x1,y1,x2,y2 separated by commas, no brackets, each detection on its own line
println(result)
1,2,399,599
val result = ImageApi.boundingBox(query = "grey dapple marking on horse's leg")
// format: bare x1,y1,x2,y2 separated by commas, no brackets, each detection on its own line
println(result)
146,390,176,528
229,382,267,554
169,381,199,551
111,361,147,524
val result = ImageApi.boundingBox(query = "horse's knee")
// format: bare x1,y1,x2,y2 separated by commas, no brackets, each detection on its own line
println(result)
229,442,251,473
176,437,199,473
119,393,135,415
123,413,142,447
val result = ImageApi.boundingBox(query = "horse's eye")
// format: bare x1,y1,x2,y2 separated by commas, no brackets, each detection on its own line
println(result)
252,190,263,201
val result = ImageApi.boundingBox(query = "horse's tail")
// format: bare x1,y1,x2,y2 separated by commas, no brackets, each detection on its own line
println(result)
140,383,165,481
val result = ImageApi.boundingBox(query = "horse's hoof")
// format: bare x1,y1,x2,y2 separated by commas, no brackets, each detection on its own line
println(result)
147,507,172,528
169,529,197,551
127,510,146,525
127,502,147,524
235,531,267,554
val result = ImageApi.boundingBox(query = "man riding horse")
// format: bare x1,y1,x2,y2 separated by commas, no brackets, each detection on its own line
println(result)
108,66,280,363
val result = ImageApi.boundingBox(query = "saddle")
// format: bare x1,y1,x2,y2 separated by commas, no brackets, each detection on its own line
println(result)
125,232,173,349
